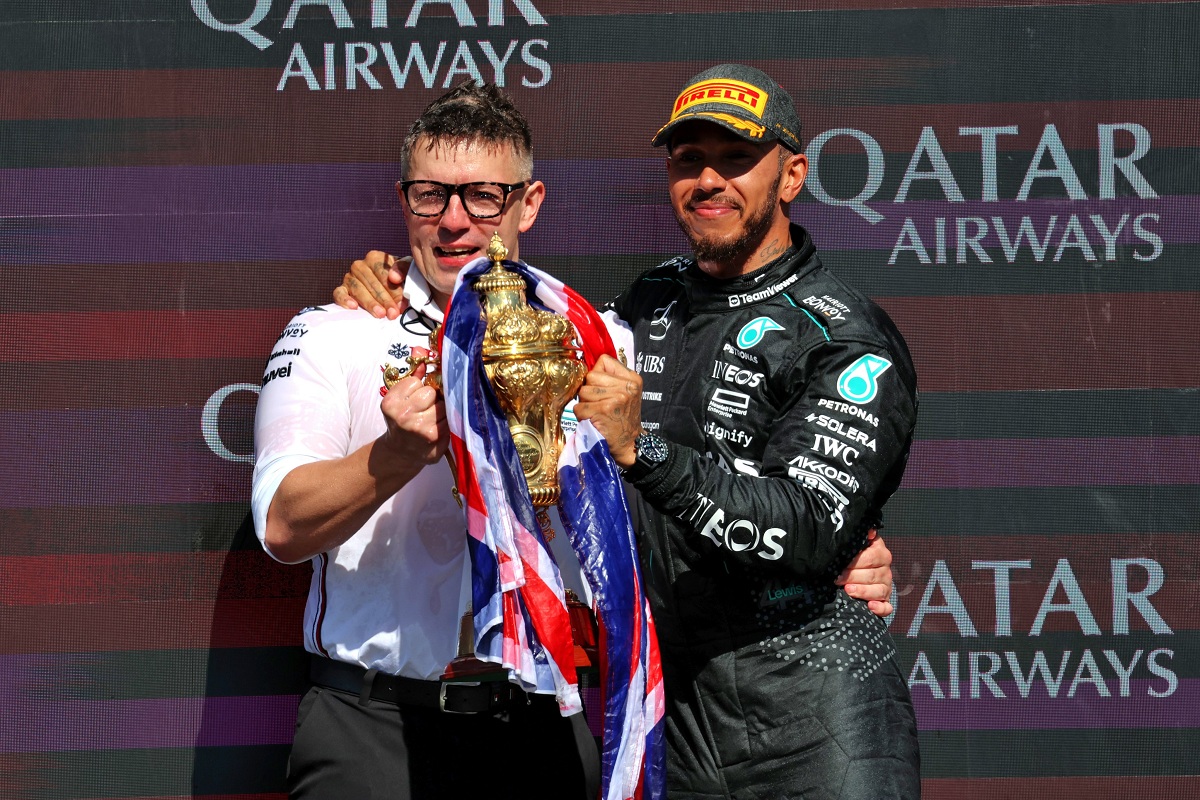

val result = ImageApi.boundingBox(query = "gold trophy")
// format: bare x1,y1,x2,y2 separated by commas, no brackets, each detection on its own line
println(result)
476,233,588,510
432,233,597,677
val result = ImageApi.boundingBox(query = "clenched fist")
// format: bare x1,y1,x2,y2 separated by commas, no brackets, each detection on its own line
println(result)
379,375,449,466
573,354,643,468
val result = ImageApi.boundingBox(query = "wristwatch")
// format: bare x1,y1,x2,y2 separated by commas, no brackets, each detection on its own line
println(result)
623,430,669,480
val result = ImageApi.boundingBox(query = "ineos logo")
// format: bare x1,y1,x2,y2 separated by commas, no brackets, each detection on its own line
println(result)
711,361,763,387
696,501,786,561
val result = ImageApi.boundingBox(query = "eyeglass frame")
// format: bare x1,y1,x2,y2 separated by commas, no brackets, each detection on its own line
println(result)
396,179,529,219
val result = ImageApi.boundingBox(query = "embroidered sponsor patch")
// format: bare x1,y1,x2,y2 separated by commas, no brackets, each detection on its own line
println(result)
836,354,893,404
672,78,767,120
736,316,784,349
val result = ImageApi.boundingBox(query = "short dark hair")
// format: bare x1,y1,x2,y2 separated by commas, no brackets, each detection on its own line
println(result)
401,81,534,179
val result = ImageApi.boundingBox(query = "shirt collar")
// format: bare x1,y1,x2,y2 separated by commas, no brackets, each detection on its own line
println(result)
400,258,444,323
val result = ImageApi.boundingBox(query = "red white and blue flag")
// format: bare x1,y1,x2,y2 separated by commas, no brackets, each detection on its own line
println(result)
440,257,666,800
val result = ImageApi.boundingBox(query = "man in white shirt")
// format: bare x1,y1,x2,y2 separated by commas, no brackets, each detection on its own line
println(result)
253,81,610,799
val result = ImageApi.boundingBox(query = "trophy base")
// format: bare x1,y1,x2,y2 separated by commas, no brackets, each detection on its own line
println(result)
443,611,507,681
573,645,598,669
568,594,599,668
440,655,508,682
443,595,600,676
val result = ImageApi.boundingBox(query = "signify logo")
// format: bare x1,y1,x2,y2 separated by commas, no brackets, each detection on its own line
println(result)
190,0,553,91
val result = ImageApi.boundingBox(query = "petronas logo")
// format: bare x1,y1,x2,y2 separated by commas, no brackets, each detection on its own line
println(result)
736,317,784,349
836,355,892,404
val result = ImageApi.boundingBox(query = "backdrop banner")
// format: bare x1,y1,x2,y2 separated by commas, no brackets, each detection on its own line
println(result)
2,2,1197,798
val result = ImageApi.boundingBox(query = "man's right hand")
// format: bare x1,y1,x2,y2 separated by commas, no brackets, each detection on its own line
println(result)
332,251,409,319
378,374,449,466
837,530,894,617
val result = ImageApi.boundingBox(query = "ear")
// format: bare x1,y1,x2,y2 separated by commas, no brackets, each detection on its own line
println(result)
778,152,808,203
517,179,546,233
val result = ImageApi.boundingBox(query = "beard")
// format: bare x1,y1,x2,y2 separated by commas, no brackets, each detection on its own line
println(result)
676,173,781,267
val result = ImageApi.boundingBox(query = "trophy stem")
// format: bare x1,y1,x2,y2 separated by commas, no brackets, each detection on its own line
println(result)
535,507,555,542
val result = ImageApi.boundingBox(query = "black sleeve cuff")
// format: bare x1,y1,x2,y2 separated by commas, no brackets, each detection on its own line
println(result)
622,439,682,496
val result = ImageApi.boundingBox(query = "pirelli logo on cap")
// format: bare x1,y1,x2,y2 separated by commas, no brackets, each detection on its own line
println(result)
672,78,767,121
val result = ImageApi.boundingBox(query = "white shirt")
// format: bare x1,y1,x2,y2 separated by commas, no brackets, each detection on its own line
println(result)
251,267,595,680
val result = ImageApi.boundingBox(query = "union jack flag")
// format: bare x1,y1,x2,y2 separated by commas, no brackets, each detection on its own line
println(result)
440,257,666,800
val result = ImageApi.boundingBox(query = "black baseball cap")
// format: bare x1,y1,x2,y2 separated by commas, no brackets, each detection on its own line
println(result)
651,64,803,153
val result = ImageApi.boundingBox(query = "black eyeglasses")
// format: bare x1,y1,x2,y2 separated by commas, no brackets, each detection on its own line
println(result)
397,180,528,219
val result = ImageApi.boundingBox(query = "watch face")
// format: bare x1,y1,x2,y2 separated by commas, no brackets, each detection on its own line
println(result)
638,432,669,464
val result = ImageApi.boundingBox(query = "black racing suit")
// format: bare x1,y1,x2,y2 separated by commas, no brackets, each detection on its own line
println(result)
614,225,921,799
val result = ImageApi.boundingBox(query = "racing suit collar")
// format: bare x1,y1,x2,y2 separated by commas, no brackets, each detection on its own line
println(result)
683,224,819,313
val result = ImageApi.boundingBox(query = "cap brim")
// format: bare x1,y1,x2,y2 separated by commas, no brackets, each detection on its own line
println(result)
651,110,774,148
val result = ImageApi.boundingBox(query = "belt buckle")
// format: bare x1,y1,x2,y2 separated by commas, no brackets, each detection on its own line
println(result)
439,680,481,714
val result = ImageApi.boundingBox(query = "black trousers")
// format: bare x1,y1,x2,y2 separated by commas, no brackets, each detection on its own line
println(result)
288,684,600,799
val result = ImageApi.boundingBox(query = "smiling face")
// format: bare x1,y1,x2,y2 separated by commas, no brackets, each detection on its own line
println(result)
666,121,807,278
401,136,545,308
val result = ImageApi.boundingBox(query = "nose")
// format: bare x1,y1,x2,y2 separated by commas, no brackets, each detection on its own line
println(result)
438,192,471,230
696,164,727,194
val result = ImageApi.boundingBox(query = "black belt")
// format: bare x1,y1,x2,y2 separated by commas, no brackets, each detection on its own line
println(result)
310,656,527,714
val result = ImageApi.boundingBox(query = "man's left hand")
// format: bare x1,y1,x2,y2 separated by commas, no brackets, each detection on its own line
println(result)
573,354,643,468
836,530,894,617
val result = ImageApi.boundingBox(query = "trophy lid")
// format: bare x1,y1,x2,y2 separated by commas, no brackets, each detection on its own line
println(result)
474,232,525,294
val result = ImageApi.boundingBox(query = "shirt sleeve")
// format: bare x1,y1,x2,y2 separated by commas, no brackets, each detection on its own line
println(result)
628,337,917,579
250,313,353,562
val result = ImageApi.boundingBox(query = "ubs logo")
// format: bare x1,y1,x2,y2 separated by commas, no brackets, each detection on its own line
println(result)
637,353,667,374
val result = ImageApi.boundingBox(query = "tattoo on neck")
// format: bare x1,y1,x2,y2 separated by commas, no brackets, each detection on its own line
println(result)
757,238,786,266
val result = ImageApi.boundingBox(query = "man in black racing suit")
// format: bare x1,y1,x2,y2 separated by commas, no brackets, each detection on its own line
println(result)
575,64,921,799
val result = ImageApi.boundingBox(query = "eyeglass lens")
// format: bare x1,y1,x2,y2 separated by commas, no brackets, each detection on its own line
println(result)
406,182,512,218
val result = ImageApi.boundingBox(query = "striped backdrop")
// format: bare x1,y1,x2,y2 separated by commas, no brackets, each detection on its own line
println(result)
2,2,1197,797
